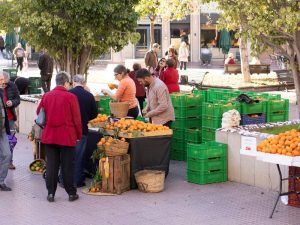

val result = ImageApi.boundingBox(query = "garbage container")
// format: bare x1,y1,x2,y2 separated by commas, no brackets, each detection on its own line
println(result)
3,68,17,78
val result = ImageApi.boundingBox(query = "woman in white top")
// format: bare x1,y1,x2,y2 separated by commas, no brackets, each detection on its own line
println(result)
178,42,189,70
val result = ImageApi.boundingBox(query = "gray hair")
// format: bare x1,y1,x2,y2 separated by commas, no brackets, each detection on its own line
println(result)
56,71,70,86
73,74,85,84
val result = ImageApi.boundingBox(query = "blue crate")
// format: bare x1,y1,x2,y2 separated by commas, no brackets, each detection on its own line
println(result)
241,113,266,125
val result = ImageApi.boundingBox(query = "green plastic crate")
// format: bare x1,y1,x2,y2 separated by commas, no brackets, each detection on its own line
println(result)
187,157,227,172
267,94,281,100
3,68,17,78
185,128,201,143
187,169,227,184
192,90,207,102
171,138,186,151
187,141,227,160
174,106,201,118
98,97,110,107
266,111,288,123
29,88,42,94
171,94,202,108
267,99,289,113
202,116,222,129
201,127,217,142
28,77,42,88
98,106,110,115
241,101,267,114
172,117,201,129
171,149,186,161
202,101,240,117
172,128,186,140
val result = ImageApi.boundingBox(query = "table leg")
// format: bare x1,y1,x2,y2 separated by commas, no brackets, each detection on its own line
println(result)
269,164,282,218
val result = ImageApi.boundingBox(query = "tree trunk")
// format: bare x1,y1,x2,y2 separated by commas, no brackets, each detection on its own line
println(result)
150,18,155,47
239,35,251,82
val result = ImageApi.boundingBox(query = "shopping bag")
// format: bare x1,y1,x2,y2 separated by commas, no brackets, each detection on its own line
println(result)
35,107,45,128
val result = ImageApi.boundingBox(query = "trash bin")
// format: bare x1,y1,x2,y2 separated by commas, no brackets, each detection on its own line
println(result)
3,68,17,78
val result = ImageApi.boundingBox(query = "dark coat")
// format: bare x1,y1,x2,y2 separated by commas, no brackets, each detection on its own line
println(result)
5,81,20,121
0,90,11,135
37,86,82,147
144,50,158,70
69,86,98,135
38,53,54,77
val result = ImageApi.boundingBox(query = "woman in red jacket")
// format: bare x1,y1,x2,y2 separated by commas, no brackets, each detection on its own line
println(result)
160,59,180,93
37,72,82,203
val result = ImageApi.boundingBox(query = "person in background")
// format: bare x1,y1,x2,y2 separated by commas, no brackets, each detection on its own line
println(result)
69,74,97,187
38,49,54,93
250,56,261,65
0,72,20,170
102,65,139,119
37,72,82,202
128,63,146,112
0,36,5,53
160,59,180,94
153,58,167,78
10,76,30,95
167,48,178,68
178,42,189,70
144,43,160,74
0,78,12,191
13,43,25,72
164,45,178,57
225,52,236,65
136,68,175,128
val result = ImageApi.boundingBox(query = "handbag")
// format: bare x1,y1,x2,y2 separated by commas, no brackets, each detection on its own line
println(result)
35,107,46,127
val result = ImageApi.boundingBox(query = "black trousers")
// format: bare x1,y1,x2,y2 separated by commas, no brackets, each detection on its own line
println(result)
16,57,24,71
180,61,187,70
127,106,139,119
45,144,76,196
136,96,146,111
163,121,173,128
41,75,52,93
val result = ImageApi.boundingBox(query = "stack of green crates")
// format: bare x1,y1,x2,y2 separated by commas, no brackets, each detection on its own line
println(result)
28,77,42,94
170,93,202,161
202,101,240,142
187,141,227,185
206,88,242,103
266,99,289,122
98,96,111,115
3,68,17,79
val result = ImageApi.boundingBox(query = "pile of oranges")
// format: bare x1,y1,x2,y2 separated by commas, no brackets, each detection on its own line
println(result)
257,129,300,156
97,136,126,147
105,118,170,133
89,114,109,125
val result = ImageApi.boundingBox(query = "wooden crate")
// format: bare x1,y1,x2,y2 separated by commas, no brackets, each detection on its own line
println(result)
288,166,300,208
100,154,130,194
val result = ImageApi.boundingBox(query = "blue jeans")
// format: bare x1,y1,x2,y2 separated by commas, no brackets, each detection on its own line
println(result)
8,121,15,163
74,135,88,186
0,131,12,184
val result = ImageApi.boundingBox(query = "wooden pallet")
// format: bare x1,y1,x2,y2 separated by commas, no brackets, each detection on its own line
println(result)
100,154,130,194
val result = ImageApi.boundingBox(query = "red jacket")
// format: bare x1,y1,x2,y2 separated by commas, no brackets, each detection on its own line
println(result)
128,71,146,97
37,86,82,147
160,68,180,94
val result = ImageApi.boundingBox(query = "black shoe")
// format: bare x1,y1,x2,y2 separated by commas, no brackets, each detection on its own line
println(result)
47,194,55,202
0,184,12,191
69,194,79,202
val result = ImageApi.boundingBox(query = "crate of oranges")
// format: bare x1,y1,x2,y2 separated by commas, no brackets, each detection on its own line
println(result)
104,118,172,138
89,114,109,128
257,129,300,157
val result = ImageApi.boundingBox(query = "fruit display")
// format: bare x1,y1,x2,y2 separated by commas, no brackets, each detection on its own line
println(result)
104,118,172,137
257,129,300,156
29,160,45,173
89,114,109,127
97,136,126,147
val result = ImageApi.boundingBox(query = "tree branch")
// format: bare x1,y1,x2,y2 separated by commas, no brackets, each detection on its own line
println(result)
259,34,291,59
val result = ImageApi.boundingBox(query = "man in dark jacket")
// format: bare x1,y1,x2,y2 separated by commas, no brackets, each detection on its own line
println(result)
38,49,54,93
69,74,97,187
10,76,30,95
144,43,160,74
0,85,12,191
0,72,20,169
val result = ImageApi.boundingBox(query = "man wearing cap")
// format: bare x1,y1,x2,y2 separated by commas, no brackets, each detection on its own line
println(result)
144,43,160,74
69,75,97,187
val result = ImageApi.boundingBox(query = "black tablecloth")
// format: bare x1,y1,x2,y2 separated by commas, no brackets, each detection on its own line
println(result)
84,131,102,176
85,130,171,189
128,136,171,189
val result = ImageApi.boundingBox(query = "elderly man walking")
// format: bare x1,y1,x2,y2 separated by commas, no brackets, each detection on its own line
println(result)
0,80,12,191
69,75,97,187
37,72,82,202
0,72,20,169
144,43,160,74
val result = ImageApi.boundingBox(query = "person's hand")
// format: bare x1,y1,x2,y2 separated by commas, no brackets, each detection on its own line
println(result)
101,89,112,96
6,100,12,107
142,108,148,115
108,83,118,90
144,113,150,118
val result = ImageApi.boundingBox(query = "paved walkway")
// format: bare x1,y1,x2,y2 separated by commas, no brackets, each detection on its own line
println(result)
1,133,300,225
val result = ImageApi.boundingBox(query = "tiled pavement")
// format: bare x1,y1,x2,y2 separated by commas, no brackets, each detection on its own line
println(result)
1,133,300,225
